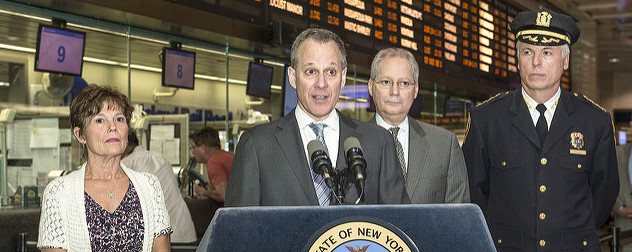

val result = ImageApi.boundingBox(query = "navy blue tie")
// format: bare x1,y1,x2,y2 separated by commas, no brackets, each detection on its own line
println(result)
536,104,548,144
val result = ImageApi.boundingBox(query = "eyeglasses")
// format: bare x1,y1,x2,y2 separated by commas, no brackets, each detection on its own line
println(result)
374,79,416,90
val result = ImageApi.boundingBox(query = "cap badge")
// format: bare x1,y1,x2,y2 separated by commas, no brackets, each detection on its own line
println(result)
536,11,552,27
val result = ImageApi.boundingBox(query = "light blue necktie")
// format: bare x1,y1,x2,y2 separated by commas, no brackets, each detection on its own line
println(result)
309,122,330,206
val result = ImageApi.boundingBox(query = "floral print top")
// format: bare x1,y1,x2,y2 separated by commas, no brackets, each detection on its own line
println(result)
84,181,146,251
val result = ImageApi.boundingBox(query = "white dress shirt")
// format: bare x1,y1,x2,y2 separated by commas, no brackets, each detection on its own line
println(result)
295,106,340,171
522,87,561,130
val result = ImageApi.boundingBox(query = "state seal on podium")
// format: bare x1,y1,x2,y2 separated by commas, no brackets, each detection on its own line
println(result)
303,216,419,252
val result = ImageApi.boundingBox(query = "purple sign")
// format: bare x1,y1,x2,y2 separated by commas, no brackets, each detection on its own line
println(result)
35,25,86,76
162,48,195,90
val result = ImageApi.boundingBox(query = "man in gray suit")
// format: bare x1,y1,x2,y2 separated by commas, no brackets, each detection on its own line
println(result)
368,47,469,204
615,120,632,251
225,29,409,206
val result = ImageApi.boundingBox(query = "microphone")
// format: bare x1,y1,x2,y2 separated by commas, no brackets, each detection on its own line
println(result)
186,157,207,187
344,137,367,190
307,140,334,189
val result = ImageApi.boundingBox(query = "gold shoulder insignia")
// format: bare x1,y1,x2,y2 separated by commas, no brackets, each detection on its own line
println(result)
582,94,607,112
464,112,471,142
476,92,504,108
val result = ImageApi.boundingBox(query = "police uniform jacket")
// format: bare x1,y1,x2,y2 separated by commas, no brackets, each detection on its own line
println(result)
462,88,618,251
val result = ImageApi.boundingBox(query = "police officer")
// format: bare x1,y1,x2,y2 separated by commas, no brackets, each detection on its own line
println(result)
462,9,618,251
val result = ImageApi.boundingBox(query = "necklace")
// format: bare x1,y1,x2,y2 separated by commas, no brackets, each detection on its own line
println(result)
87,167,121,199
106,170,120,199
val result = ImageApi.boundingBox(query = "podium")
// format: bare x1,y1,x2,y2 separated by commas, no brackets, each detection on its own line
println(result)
196,204,496,251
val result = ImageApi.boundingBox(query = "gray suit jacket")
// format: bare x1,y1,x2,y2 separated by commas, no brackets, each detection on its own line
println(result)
225,110,409,206
615,143,632,231
371,116,470,204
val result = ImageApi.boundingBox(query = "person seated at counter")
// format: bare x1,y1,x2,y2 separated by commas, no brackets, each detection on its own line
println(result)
190,127,234,203
37,84,172,251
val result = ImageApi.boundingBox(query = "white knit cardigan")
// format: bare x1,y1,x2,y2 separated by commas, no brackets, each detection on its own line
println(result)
37,163,172,251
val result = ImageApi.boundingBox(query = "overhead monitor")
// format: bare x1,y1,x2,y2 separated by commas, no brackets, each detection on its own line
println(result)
619,131,628,146
34,24,86,76
336,85,370,110
246,61,273,99
162,47,196,90
282,64,297,116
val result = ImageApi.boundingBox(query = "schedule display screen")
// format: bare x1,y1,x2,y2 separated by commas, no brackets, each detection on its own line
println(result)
185,0,570,90
266,0,521,85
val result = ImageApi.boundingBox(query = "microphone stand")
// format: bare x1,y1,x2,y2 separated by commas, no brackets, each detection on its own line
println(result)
188,180,195,198
184,157,196,198
331,166,349,205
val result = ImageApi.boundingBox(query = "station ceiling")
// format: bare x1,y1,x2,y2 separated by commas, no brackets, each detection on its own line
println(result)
0,0,630,99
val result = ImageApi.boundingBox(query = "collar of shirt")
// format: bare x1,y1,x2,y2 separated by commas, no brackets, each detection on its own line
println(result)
521,87,560,130
295,106,340,168
375,114,409,170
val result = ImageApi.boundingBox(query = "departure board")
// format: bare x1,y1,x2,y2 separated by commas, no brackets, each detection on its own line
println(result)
205,0,570,90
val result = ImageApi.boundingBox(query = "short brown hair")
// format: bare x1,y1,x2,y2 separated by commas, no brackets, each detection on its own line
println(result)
70,84,133,139
190,127,220,148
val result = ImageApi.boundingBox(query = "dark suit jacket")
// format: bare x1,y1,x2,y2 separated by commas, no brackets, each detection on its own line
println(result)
462,89,618,251
370,116,470,203
225,110,409,206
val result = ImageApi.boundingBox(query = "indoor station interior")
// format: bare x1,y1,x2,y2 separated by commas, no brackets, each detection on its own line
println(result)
0,0,631,250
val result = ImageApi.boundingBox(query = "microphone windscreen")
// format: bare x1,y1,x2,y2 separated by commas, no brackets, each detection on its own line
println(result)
344,137,363,153
307,139,326,157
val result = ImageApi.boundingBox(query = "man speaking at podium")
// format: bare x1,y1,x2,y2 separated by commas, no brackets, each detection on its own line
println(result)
225,28,409,206
462,9,618,251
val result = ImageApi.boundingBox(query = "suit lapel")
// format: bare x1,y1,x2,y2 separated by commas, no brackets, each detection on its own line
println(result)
275,111,319,204
337,111,358,170
406,118,428,199
541,90,573,154
370,116,423,195
510,90,541,148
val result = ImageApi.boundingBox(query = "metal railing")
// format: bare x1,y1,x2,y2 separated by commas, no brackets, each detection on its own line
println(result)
600,227,632,251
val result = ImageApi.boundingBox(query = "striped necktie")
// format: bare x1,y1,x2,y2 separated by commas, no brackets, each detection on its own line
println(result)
389,127,407,179
308,122,330,206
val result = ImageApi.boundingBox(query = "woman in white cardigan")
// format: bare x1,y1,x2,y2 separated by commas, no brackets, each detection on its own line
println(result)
38,84,172,251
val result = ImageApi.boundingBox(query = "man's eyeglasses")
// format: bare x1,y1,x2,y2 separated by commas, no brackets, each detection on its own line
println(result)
374,80,416,90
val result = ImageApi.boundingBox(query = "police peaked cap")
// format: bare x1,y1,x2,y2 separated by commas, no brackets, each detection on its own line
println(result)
510,9,580,46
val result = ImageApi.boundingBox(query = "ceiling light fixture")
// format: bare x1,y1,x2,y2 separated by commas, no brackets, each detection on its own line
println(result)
592,12,632,19
609,58,620,63
577,2,622,10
